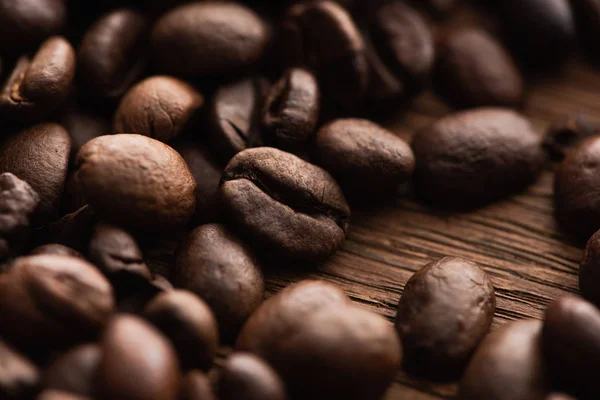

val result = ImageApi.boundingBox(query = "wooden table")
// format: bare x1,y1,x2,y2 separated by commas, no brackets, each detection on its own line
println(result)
262,55,600,399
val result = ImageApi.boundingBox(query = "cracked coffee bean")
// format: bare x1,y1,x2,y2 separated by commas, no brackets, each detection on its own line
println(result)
0,339,40,400
179,371,216,400
221,147,350,261
543,113,600,162
43,343,100,397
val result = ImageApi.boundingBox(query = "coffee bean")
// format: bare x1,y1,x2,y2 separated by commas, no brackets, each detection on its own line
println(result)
313,118,414,196
0,123,71,223
151,2,269,78
60,105,111,160
236,280,401,400
175,224,264,341
543,113,600,162
217,353,287,400
30,244,83,258
458,320,548,400
78,9,148,100
395,257,495,380
96,315,180,400
0,36,75,121
0,255,114,348
580,230,600,308
37,391,90,400
75,134,196,232
145,290,219,372
113,273,172,315
179,371,215,400
0,339,40,400
43,343,100,397
433,28,523,108
412,108,544,209
542,295,600,398
262,68,319,152
114,76,204,143
221,147,350,260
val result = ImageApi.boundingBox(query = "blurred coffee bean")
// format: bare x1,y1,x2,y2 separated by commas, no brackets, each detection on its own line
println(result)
0,339,40,400
44,343,100,397
37,391,90,400
30,244,82,258
221,147,350,261
543,113,600,162
581,229,600,307
179,371,215,400
217,353,287,400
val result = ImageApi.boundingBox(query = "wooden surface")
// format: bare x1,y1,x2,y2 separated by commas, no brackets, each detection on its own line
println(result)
260,57,600,399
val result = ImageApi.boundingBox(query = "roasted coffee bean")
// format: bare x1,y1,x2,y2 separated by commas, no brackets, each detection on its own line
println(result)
96,315,180,400
0,340,40,400
30,244,83,258
542,295,600,398
217,353,287,400
412,108,545,209
176,224,264,341
279,1,368,113
555,136,600,239
395,257,495,380
581,229,600,308
262,68,319,151
114,76,204,143
313,119,414,196
544,114,600,162
37,391,90,400
221,147,350,260
60,105,111,160
0,0,66,50
145,290,219,372
151,2,269,79
0,255,114,348
75,134,196,232
0,123,71,223
78,9,148,100
0,173,40,261
0,37,75,121
433,28,523,108
458,320,548,400
179,371,215,400
237,280,401,400
44,343,100,397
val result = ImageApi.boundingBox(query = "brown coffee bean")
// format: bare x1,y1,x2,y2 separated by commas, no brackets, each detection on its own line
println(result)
395,257,495,380
236,280,401,400
96,315,180,400
78,9,148,99
30,244,83,258
458,320,548,400
221,147,350,260
0,0,66,50
145,290,219,372
151,2,269,78
433,28,523,108
217,353,287,400
0,123,71,223
0,255,114,348
580,229,600,307
43,343,100,397
179,371,215,400
0,340,40,400
37,390,90,400
313,118,414,196
75,134,196,232
176,224,264,341
114,76,204,143
412,108,544,209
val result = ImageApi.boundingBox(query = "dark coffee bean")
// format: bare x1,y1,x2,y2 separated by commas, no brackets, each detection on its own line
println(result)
262,68,319,152
0,173,40,261
395,257,495,380
0,37,75,121
0,255,114,348
221,147,350,260
313,118,414,196
412,108,545,209
237,280,401,400
555,136,600,240
433,29,523,108
30,205,97,253
581,229,600,308
43,343,100,397
0,123,71,223
96,315,180,400
0,0,66,51
78,9,148,100
145,290,219,372
217,353,287,400
30,244,83,258
37,391,90,400
175,224,264,341
179,371,215,400
458,320,548,400
542,295,600,398
0,339,40,400
75,134,196,232
60,105,111,160
114,76,204,143
151,2,269,79
543,114,600,162
279,1,368,113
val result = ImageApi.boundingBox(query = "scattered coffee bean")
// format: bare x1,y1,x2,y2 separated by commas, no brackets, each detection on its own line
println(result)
217,353,287,400
0,0,66,50
0,339,40,400
43,343,100,397
37,390,90,400
30,244,83,258
179,371,216,400
543,113,600,162
237,280,401,400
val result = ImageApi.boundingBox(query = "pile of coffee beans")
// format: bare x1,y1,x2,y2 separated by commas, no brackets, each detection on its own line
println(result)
1,0,600,399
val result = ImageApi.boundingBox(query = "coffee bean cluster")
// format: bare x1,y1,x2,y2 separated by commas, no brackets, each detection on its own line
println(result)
0,0,600,399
